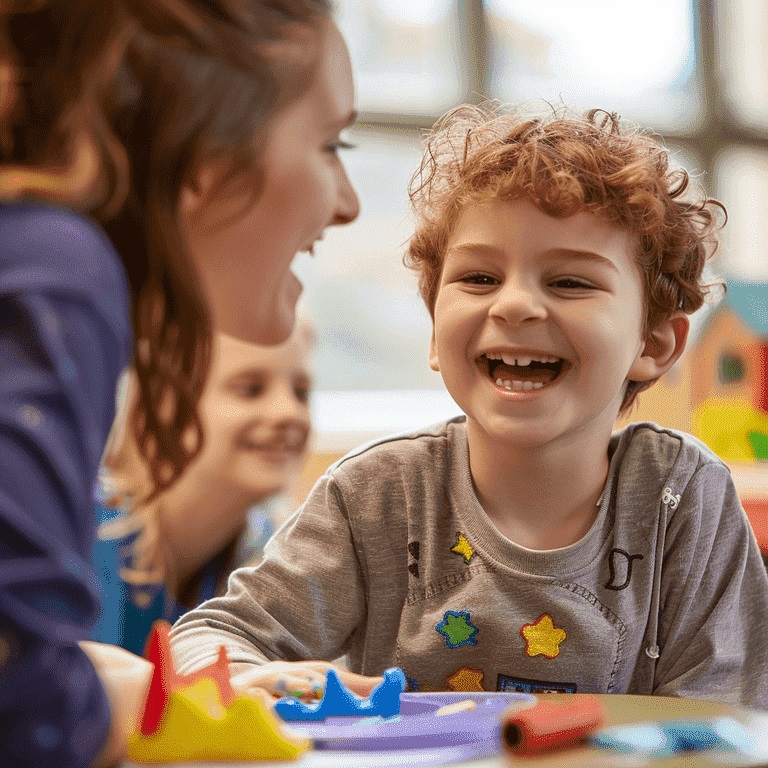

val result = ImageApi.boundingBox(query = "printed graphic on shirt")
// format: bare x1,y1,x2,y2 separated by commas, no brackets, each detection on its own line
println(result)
497,673,577,694
661,486,680,510
435,610,479,649
405,675,419,692
604,548,644,591
450,533,475,564
520,613,566,658
408,540,420,578
447,667,484,691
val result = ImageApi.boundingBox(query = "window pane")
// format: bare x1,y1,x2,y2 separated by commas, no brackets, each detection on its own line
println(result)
715,146,768,280
335,0,464,116
486,0,699,130
294,126,443,391
716,0,768,128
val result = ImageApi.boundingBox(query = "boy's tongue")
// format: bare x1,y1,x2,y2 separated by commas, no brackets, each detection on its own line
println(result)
490,361,557,385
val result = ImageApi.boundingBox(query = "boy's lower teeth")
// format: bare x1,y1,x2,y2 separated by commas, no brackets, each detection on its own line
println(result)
495,378,544,392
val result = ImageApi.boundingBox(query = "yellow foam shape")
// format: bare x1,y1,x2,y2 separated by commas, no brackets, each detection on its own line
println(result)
175,678,227,720
127,678,309,763
694,397,768,462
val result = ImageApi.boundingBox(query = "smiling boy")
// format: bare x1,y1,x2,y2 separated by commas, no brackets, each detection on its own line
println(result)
171,104,768,708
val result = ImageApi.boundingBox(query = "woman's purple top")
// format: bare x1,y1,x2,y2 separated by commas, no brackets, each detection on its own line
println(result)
0,202,131,767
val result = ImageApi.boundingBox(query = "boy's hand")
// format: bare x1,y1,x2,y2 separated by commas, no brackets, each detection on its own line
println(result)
79,641,153,768
230,659,383,703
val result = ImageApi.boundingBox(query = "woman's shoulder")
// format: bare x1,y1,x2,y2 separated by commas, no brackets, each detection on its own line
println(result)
0,200,125,288
0,201,131,342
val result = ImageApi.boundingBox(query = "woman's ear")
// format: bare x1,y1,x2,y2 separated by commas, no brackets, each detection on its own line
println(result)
178,163,221,220
628,311,690,382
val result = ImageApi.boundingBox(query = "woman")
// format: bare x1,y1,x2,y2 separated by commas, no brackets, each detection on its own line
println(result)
0,2,362,766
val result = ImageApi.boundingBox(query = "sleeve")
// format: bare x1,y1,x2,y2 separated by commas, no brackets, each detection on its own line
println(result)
652,462,768,709
170,471,366,675
0,214,131,767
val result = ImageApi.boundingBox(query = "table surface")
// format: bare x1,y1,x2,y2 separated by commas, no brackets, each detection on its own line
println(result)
122,694,767,768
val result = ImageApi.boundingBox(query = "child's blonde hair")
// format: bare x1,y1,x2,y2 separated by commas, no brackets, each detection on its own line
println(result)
406,102,725,412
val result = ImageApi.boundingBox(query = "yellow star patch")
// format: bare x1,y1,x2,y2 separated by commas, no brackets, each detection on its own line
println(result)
447,667,484,692
520,614,566,659
451,533,474,564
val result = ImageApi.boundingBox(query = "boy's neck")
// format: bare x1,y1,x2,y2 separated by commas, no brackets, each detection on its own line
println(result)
466,423,611,551
152,474,257,601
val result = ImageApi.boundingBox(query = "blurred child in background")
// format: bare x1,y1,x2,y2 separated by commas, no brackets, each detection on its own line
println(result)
93,322,314,655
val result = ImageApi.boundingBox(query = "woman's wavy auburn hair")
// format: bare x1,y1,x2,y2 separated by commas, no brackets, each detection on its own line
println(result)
406,102,726,413
0,0,331,498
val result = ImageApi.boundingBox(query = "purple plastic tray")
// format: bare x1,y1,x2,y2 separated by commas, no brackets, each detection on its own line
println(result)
283,691,535,753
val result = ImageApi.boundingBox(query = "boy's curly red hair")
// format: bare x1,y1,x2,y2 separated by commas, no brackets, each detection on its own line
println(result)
405,102,726,412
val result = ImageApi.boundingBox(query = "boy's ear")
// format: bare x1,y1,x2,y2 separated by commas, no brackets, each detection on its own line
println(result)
628,311,690,382
429,327,440,372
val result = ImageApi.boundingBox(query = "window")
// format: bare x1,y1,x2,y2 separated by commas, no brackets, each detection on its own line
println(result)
335,0,464,116
303,0,768,450
486,0,698,130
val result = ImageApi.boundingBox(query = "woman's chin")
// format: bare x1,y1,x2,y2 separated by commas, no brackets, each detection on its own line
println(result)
212,272,303,345
256,273,302,345
218,281,300,345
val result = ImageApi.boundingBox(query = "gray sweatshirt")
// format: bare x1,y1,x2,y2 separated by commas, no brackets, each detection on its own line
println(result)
170,419,768,708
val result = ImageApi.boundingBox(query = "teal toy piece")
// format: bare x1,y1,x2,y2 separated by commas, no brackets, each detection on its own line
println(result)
274,667,406,722
592,717,755,758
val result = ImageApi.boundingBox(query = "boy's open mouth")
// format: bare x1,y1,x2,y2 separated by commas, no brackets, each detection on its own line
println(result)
479,353,565,391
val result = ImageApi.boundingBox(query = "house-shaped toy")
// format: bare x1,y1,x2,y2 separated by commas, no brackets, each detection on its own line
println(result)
690,281,768,416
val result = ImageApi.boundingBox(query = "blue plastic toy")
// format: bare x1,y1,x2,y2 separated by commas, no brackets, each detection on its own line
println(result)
592,717,755,758
274,667,406,722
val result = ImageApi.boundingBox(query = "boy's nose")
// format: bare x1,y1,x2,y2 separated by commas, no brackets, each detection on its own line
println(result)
489,282,548,325
263,385,311,427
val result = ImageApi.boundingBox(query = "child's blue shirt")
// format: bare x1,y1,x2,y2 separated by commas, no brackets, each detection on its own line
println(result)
91,499,220,657
0,202,131,767
91,490,279,656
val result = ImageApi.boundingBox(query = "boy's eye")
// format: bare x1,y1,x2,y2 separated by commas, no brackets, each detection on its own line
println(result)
234,381,264,398
293,381,310,403
461,273,498,286
551,277,594,290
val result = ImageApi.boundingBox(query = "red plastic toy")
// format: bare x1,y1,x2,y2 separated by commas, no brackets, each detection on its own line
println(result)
502,695,606,755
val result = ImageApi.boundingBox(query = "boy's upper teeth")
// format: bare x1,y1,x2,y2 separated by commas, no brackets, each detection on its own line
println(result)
487,353,560,366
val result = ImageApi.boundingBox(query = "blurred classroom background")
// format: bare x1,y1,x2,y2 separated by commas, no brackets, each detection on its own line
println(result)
292,0,768,541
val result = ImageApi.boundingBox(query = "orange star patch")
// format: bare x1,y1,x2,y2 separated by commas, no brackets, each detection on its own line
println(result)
520,614,566,659
447,667,484,692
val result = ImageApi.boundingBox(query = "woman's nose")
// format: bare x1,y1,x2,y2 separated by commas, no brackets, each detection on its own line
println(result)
332,163,360,226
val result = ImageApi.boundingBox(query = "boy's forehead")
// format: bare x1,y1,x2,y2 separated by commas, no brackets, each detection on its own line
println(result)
446,198,635,253
211,333,309,379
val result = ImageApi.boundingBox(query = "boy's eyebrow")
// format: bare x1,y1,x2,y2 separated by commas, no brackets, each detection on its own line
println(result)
445,243,622,274
547,249,620,272
225,368,266,382
444,243,503,260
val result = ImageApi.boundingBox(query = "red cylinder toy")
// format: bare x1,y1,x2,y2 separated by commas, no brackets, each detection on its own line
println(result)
502,695,606,756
